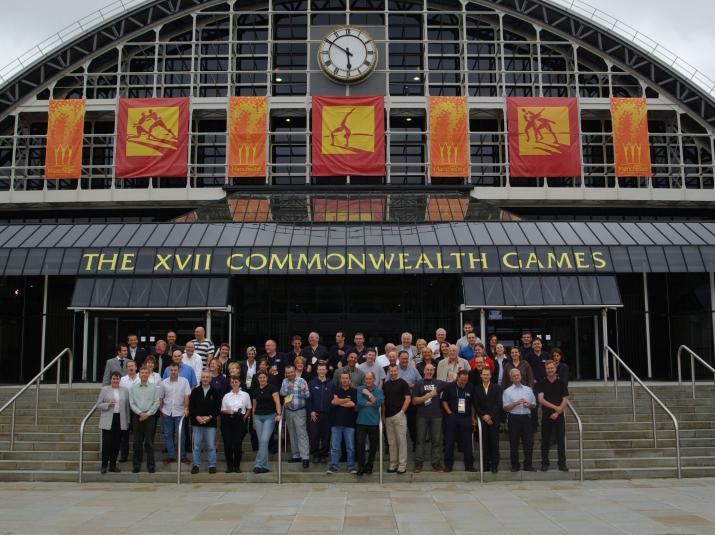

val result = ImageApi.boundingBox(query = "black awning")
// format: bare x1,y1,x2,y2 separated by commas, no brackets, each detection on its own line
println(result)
69,277,231,310
462,275,623,308
1,221,715,275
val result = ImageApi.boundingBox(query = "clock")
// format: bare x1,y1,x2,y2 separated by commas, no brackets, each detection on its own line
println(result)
318,26,378,84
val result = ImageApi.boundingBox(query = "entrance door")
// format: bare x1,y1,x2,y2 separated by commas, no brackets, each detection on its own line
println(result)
89,312,229,382
482,309,602,381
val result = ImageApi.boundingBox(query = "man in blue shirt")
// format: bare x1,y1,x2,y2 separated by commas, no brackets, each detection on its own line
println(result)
307,363,334,463
355,372,383,476
503,367,537,472
280,365,311,468
162,350,197,388
441,370,478,473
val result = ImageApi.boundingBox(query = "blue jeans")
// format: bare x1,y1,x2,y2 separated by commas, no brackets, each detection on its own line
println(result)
161,414,184,460
192,426,217,468
253,413,276,469
330,426,355,471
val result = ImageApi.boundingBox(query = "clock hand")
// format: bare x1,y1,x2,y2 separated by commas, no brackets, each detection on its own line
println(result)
326,39,354,59
345,47,352,70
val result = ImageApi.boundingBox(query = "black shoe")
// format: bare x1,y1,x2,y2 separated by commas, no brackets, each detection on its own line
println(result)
491,467,498,474
209,467,217,474
132,467,140,474
396,469,406,474
364,466,373,475
108,466,121,473
465,467,478,472
541,464,550,472
253,467,260,473
260,467,270,473
443,466,453,473
118,458,128,463
302,460,309,469
524,466,537,472
356,468,364,476
234,466,242,474
386,468,397,473
287,458,301,464
100,467,107,474
191,466,199,474
148,467,155,474
510,466,519,472
558,464,569,472
226,466,234,473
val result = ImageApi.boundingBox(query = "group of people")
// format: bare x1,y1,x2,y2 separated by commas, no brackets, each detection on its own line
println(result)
97,322,571,476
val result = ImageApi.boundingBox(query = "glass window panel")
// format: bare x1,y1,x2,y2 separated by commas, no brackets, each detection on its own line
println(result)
501,223,529,245
483,277,505,306
521,277,544,305
484,223,510,245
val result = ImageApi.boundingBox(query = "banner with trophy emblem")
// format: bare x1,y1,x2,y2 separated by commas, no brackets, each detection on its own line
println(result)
611,97,652,177
228,96,267,177
429,96,469,177
45,99,85,179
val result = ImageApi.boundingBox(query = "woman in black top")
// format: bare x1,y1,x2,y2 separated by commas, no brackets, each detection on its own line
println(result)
251,371,281,473
551,348,569,386
474,367,502,473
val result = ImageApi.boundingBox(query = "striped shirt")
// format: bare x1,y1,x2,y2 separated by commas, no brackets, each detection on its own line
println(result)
190,338,215,367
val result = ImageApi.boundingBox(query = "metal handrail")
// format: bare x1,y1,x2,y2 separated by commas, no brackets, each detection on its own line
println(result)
0,348,73,451
472,414,484,484
677,345,715,399
277,411,284,484
603,346,681,479
378,406,384,485
566,400,584,482
78,402,100,484
176,414,186,484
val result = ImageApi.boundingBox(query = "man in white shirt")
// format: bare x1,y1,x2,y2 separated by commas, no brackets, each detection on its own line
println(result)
376,343,396,368
118,360,140,462
427,328,448,358
159,363,191,464
182,341,203,383
358,348,386,387
503,368,537,472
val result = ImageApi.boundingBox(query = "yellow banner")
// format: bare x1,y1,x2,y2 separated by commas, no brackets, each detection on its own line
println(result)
611,97,652,177
228,96,267,177
45,99,85,179
429,96,469,177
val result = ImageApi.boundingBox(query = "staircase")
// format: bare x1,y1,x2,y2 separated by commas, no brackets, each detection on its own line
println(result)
0,382,713,483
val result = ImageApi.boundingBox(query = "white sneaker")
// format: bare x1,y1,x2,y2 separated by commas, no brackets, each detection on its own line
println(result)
349,469,358,475
326,469,337,474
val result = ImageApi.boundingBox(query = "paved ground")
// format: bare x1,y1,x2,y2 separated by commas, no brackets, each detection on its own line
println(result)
2,479,715,535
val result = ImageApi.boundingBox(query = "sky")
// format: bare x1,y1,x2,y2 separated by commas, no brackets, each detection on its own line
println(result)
1,0,715,85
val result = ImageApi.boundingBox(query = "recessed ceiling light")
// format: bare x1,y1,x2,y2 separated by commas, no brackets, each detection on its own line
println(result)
275,77,283,82
406,117,412,122
285,118,291,123
413,75,421,81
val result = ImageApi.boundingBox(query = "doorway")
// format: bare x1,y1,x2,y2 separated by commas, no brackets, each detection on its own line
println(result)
471,308,604,381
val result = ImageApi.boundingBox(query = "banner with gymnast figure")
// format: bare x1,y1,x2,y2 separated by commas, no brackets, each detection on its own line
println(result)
115,97,189,178
507,97,581,177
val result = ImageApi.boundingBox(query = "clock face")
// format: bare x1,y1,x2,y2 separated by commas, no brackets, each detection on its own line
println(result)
318,26,378,84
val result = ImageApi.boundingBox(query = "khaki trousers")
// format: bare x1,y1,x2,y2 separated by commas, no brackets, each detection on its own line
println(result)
385,411,408,471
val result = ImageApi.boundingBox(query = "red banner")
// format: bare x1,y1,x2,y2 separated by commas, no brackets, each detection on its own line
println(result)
115,97,189,178
311,96,385,176
611,97,652,177
228,96,267,177
507,97,581,177
429,96,469,177
45,99,85,179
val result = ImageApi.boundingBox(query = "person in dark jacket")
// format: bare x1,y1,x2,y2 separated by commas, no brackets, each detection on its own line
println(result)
474,367,502,473
307,363,335,463
551,348,569,386
188,370,221,474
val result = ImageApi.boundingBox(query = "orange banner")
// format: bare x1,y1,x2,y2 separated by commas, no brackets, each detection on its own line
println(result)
429,96,469,177
45,99,85,179
228,96,267,177
611,97,651,177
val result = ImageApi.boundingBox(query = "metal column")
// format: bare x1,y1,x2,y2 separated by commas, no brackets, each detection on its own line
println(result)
710,272,715,362
594,314,600,381
39,275,48,378
601,308,609,383
480,309,486,344
92,317,99,382
206,310,212,341
644,273,653,378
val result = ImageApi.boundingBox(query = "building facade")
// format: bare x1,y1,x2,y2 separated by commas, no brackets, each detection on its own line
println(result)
0,0,714,383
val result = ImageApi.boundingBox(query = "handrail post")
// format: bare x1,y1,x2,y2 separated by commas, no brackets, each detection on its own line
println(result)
677,346,682,385
476,417,483,484
566,401,584,483
10,402,15,451
378,407,383,485
277,412,283,485
630,375,636,422
177,416,184,485
35,378,40,425
651,398,657,448
613,351,618,399
56,358,61,404
690,356,696,399
78,403,98,484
